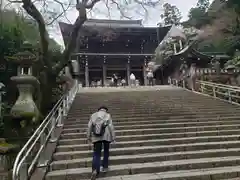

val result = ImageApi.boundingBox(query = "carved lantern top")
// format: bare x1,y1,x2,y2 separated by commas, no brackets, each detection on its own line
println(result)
7,41,38,66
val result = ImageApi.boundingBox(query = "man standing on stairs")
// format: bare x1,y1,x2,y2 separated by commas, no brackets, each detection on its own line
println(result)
87,106,116,180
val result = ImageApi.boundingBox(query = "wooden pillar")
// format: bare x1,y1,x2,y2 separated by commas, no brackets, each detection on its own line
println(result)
143,59,147,86
179,40,183,50
85,59,89,87
126,60,130,86
173,43,177,54
102,64,106,86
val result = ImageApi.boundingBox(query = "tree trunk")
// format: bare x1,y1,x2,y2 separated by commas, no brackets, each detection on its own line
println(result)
40,73,58,115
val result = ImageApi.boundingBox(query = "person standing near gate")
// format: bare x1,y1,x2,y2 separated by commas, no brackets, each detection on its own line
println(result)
113,74,118,87
189,63,197,91
87,106,116,180
130,73,136,86
147,70,154,86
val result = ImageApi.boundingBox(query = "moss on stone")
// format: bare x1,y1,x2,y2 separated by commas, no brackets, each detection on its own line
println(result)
0,142,18,154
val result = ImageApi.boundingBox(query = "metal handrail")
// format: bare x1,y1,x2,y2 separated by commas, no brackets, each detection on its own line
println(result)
12,79,79,180
197,80,240,90
169,78,240,105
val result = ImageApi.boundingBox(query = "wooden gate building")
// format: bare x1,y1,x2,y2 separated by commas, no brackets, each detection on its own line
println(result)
59,19,170,86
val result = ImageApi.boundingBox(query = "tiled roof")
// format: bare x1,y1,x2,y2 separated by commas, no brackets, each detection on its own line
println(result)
83,19,143,28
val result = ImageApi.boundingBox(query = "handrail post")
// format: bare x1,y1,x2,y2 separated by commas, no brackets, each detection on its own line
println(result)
228,89,232,103
37,132,48,168
19,162,28,180
57,107,63,127
182,80,185,88
63,98,67,117
50,115,57,143
66,95,69,112
200,83,204,93
213,86,216,97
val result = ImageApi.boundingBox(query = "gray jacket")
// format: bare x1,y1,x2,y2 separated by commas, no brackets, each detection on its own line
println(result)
87,110,116,143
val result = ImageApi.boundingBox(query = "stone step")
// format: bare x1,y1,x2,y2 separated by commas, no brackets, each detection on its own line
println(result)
70,106,240,114
65,113,239,124
66,114,240,123
51,147,240,171
62,119,240,134
72,98,236,102
93,165,240,180
72,96,234,102
67,110,240,117
46,156,240,180
53,140,240,160
69,104,240,111
75,95,219,99
70,101,238,107
58,129,240,145
69,107,239,112
60,124,240,139
56,134,240,152
68,107,240,114
63,116,240,128
76,103,222,108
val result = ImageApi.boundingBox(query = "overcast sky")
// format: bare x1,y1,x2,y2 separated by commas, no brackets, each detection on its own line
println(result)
53,0,213,46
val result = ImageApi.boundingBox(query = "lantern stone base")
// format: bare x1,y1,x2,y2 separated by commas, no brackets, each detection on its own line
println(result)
0,138,19,175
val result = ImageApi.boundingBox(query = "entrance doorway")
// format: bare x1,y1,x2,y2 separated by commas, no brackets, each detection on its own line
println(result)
89,70,103,86
107,70,127,79
106,69,127,86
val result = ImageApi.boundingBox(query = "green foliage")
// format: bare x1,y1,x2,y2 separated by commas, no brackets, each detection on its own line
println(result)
186,0,210,29
0,10,61,53
0,102,12,137
197,0,210,10
187,7,210,29
225,53,240,68
0,23,24,59
160,3,182,26
184,0,240,59
226,0,240,13
197,38,231,53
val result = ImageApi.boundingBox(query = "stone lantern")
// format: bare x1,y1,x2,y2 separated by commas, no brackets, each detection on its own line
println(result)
9,42,40,122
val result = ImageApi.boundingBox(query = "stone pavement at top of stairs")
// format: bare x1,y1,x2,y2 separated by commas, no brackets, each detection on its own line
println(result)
45,86,240,180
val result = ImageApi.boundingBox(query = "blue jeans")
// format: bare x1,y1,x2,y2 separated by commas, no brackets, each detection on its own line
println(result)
92,141,110,174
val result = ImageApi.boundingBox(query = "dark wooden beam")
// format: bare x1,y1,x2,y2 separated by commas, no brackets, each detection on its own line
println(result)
74,52,154,56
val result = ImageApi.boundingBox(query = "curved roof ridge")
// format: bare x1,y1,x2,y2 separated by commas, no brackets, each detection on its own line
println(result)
86,18,143,25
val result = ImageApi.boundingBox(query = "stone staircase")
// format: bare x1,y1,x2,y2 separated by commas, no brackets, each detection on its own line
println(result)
46,86,240,180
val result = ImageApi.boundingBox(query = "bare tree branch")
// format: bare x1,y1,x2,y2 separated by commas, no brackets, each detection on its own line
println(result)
110,0,132,19
54,2,87,73
104,0,111,18
85,0,101,9
46,0,72,25
22,0,51,70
